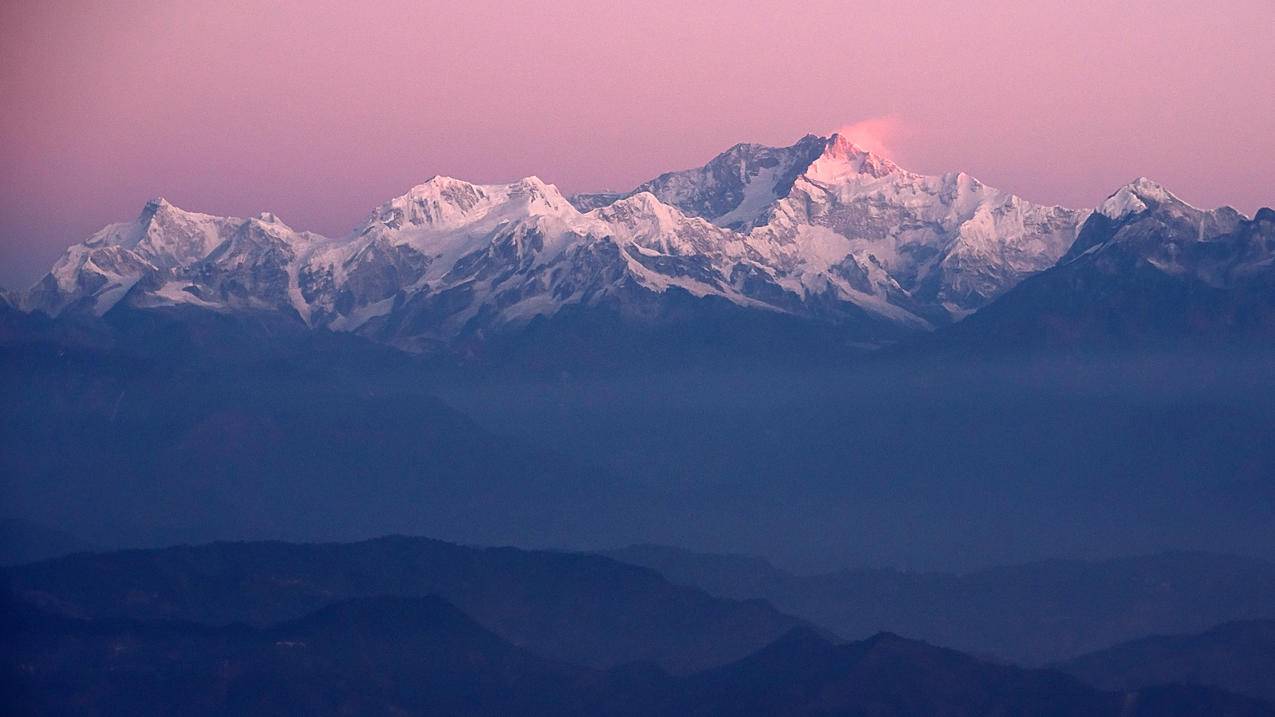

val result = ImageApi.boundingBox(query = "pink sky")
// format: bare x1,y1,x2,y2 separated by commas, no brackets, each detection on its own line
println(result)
2,0,1272,287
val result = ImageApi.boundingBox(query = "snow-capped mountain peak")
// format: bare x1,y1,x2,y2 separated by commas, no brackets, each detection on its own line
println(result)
594,192,690,234
362,175,574,236
570,134,830,230
140,195,172,215
591,191,741,258
1097,177,1196,220
805,133,902,182
34,133,1250,354
1064,176,1260,277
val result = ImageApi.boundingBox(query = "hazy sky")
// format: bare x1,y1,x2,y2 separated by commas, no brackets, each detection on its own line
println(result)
2,0,1272,287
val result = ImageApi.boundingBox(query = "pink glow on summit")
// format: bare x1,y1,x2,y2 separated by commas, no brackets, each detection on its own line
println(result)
833,117,903,163
1,0,1272,286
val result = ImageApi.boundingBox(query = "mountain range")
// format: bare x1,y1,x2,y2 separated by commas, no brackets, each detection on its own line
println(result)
1058,619,1275,705
1,536,803,674
5,131,1273,714
933,180,1275,351
6,538,1274,716
12,601,1271,717
600,545,1275,666
14,133,1268,356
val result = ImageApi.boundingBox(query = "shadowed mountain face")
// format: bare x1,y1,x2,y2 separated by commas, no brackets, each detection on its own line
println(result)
1059,620,1275,705
663,629,1274,717
0,537,804,674
0,305,633,552
2,595,602,717
925,188,1275,353
601,545,1275,666
7,592,1273,717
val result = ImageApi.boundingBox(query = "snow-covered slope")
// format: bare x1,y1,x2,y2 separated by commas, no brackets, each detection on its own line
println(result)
1064,178,1269,285
770,135,1089,319
25,199,304,317
571,134,829,230
576,134,1088,322
928,179,1275,350
22,133,1146,352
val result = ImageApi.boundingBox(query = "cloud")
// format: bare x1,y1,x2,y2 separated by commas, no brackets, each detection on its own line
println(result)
833,116,904,159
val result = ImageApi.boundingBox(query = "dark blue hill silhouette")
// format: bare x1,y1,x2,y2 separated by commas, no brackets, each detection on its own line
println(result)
1060,619,1275,705
2,536,804,673
5,590,1271,716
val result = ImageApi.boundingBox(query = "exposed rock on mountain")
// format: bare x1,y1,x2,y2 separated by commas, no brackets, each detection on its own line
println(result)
20,134,1099,352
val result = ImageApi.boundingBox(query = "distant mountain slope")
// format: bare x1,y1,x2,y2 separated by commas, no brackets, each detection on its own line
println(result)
1059,620,1275,705
660,628,1272,717
2,595,599,717
0,307,625,551
1,536,806,674
601,546,1275,666
5,594,1269,717
925,182,1275,352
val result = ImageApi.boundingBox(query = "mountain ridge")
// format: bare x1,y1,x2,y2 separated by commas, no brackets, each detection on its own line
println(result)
921,180,1275,352
7,550,1273,716
17,133,1272,358
1,535,808,674
16,133,1127,354
599,544,1275,666
1058,619,1275,704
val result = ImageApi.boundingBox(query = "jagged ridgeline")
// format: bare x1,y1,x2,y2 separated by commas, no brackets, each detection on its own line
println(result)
18,134,1097,353
20,133,1272,358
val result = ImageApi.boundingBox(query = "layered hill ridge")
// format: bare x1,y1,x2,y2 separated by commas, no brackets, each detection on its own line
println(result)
1058,619,1275,705
2,536,806,674
18,133,1126,353
600,545,1275,666
7,545,1273,716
